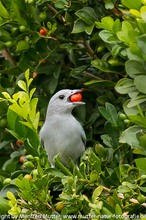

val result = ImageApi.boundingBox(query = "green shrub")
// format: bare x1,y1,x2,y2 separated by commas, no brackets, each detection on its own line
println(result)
0,0,146,218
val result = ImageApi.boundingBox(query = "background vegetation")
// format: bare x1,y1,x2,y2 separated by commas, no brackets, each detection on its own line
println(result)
0,0,146,219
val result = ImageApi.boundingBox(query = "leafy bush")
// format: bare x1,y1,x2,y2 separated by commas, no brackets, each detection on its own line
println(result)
0,0,146,218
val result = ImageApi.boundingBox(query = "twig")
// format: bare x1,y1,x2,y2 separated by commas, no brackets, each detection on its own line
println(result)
84,70,103,80
118,193,146,207
48,4,65,23
82,38,97,59
1,49,16,66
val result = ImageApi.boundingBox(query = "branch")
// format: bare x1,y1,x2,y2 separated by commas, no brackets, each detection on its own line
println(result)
82,38,97,59
1,49,16,66
48,4,65,23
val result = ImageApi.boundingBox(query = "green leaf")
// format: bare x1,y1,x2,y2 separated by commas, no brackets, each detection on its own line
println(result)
111,45,122,56
125,60,146,78
20,121,33,130
134,75,146,94
85,24,94,35
130,9,141,17
123,100,139,115
115,78,137,94
122,181,137,189
0,197,9,214
0,2,9,19
121,0,142,10
99,30,119,44
92,59,118,73
10,0,21,21
25,69,30,83
2,159,16,173
18,80,27,91
138,134,146,149
84,79,114,87
119,125,141,148
16,40,30,52
96,16,114,31
99,103,118,126
118,185,131,193
141,12,146,22
7,191,16,202
32,111,40,130
48,168,65,178
105,2,114,10
115,204,122,215
54,156,72,176
28,78,33,87
117,21,133,45
0,185,18,198
2,92,12,100
137,34,146,56
90,152,101,173
127,95,146,107
75,7,96,26
14,179,23,189
112,19,122,34
30,88,36,100
101,134,113,148
0,140,13,150
10,0,27,25
48,77,58,94
70,65,88,76
7,109,27,138
105,102,118,125
54,0,68,9
128,115,146,128
6,129,19,140
139,186,146,192
90,171,99,183
30,98,38,120
72,19,86,33
23,176,32,188
79,162,87,178
135,158,146,173
92,186,103,203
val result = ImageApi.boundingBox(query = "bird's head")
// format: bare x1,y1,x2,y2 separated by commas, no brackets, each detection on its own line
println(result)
47,89,85,114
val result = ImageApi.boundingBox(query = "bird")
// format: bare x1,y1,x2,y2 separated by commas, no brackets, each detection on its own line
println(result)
39,89,86,165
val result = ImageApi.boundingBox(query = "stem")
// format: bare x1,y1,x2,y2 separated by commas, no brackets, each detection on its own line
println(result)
82,38,97,59
48,4,65,23
1,49,16,66
84,70,103,80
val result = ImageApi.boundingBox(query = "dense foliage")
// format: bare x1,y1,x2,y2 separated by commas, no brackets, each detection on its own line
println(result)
0,0,146,219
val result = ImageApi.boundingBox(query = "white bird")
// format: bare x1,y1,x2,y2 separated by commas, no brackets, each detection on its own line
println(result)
39,89,86,165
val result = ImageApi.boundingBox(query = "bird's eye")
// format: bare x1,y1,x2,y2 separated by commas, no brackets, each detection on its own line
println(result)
59,95,65,100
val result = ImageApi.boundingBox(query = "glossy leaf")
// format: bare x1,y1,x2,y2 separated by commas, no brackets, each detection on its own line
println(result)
75,7,96,26
135,158,146,173
115,78,137,94
125,60,146,78
72,19,87,34
92,186,103,203
127,95,146,107
119,125,141,148
134,75,146,94
0,2,9,19
121,0,142,10
16,40,30,52
137,34,146,56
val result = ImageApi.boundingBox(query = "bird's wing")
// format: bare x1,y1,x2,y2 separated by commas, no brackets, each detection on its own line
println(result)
81,130,86,146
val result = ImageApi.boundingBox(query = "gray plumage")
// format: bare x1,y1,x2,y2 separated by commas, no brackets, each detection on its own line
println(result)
39,89,86,165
